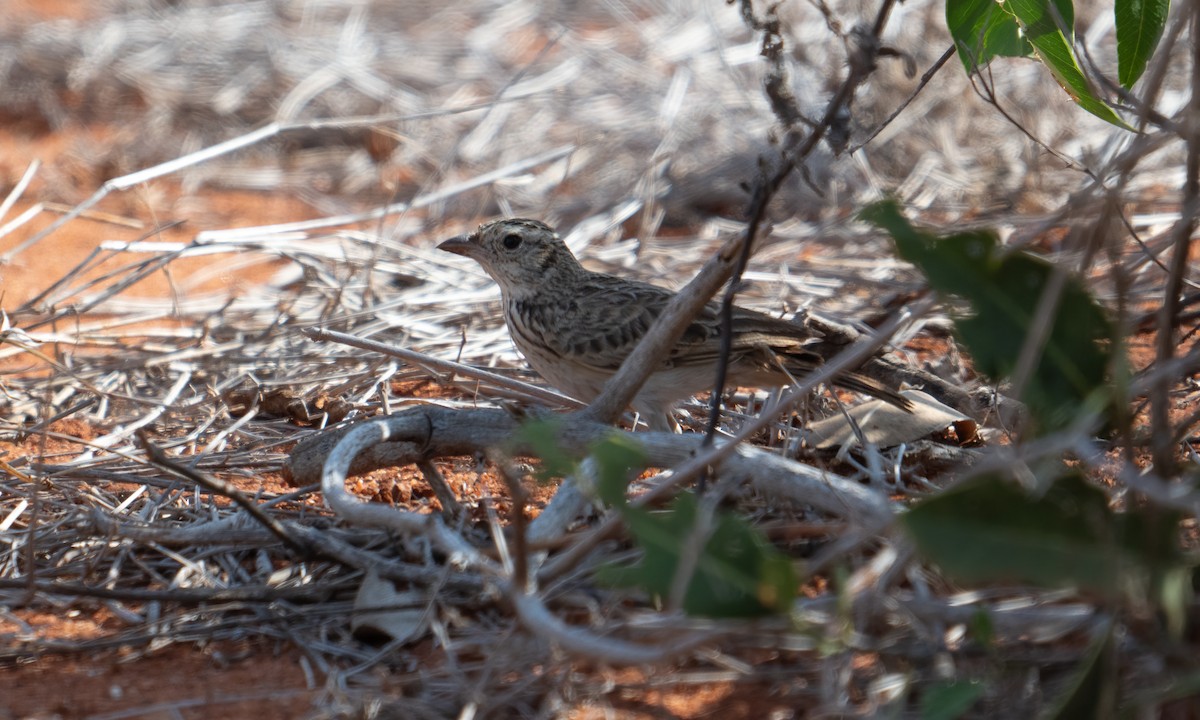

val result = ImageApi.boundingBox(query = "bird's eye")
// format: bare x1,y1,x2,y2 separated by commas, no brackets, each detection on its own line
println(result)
502,233,522,250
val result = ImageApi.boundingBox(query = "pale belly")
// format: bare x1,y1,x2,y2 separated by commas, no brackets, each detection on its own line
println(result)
514,324,715,429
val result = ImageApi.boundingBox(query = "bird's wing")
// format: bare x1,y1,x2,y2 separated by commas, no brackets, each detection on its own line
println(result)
528,272,911,409
680,305,826,369
538,274,823,371
534,275,679,370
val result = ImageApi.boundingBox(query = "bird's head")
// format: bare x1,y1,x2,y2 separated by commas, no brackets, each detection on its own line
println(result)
438,218,584,296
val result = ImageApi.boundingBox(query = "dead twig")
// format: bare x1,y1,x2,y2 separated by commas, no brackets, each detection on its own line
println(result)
137,430,311,555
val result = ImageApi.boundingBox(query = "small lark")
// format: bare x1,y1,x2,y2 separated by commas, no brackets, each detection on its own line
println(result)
439,218,910,431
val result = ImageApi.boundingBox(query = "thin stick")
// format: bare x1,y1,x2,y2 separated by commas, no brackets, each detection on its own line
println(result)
0,159,40,225
304,326,584,410
137,431,310,554
1151,3,1200,476
703,0,902,470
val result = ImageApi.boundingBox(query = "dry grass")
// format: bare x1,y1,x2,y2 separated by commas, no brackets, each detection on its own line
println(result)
1,0,1197,717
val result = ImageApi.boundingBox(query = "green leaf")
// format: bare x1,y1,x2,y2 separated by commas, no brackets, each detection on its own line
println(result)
1041,621,1116,720
592,433,647,508
946,0,1032,69
598,493,798,618
922,680,985,720
1123,669,1200,711
514,424,798,618
1115,0,1169,88
860,200,1114,433
902,472,1184,599
589,433,795,617
904,473,1115,592
511,418,578,483
968,608,995,648
1002,0,1133,129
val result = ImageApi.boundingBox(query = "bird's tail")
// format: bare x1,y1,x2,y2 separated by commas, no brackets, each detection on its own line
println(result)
774,349,914,411
831,370,914,411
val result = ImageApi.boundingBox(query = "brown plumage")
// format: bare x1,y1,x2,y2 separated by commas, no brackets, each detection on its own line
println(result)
439,218,910,430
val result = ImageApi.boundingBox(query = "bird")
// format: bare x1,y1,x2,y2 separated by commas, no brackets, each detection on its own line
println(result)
438,218,911,431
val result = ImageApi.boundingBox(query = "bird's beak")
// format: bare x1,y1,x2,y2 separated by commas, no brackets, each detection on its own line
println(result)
437,235,478,258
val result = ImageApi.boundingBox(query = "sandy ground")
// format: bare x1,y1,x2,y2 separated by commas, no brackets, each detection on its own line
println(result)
2,1,1197,717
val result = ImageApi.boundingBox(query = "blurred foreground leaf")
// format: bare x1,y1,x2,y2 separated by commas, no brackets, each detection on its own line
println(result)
516,428,798,618
592,436,797,618
598,491,798,617
861,200,1114,433
1042,620,1116,720
902,472,1186,605
511,418,579,482
921,680,985,720
593,434,650,507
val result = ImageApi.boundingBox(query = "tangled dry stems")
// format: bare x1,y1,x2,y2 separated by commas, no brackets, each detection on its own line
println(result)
0,0,1197,717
